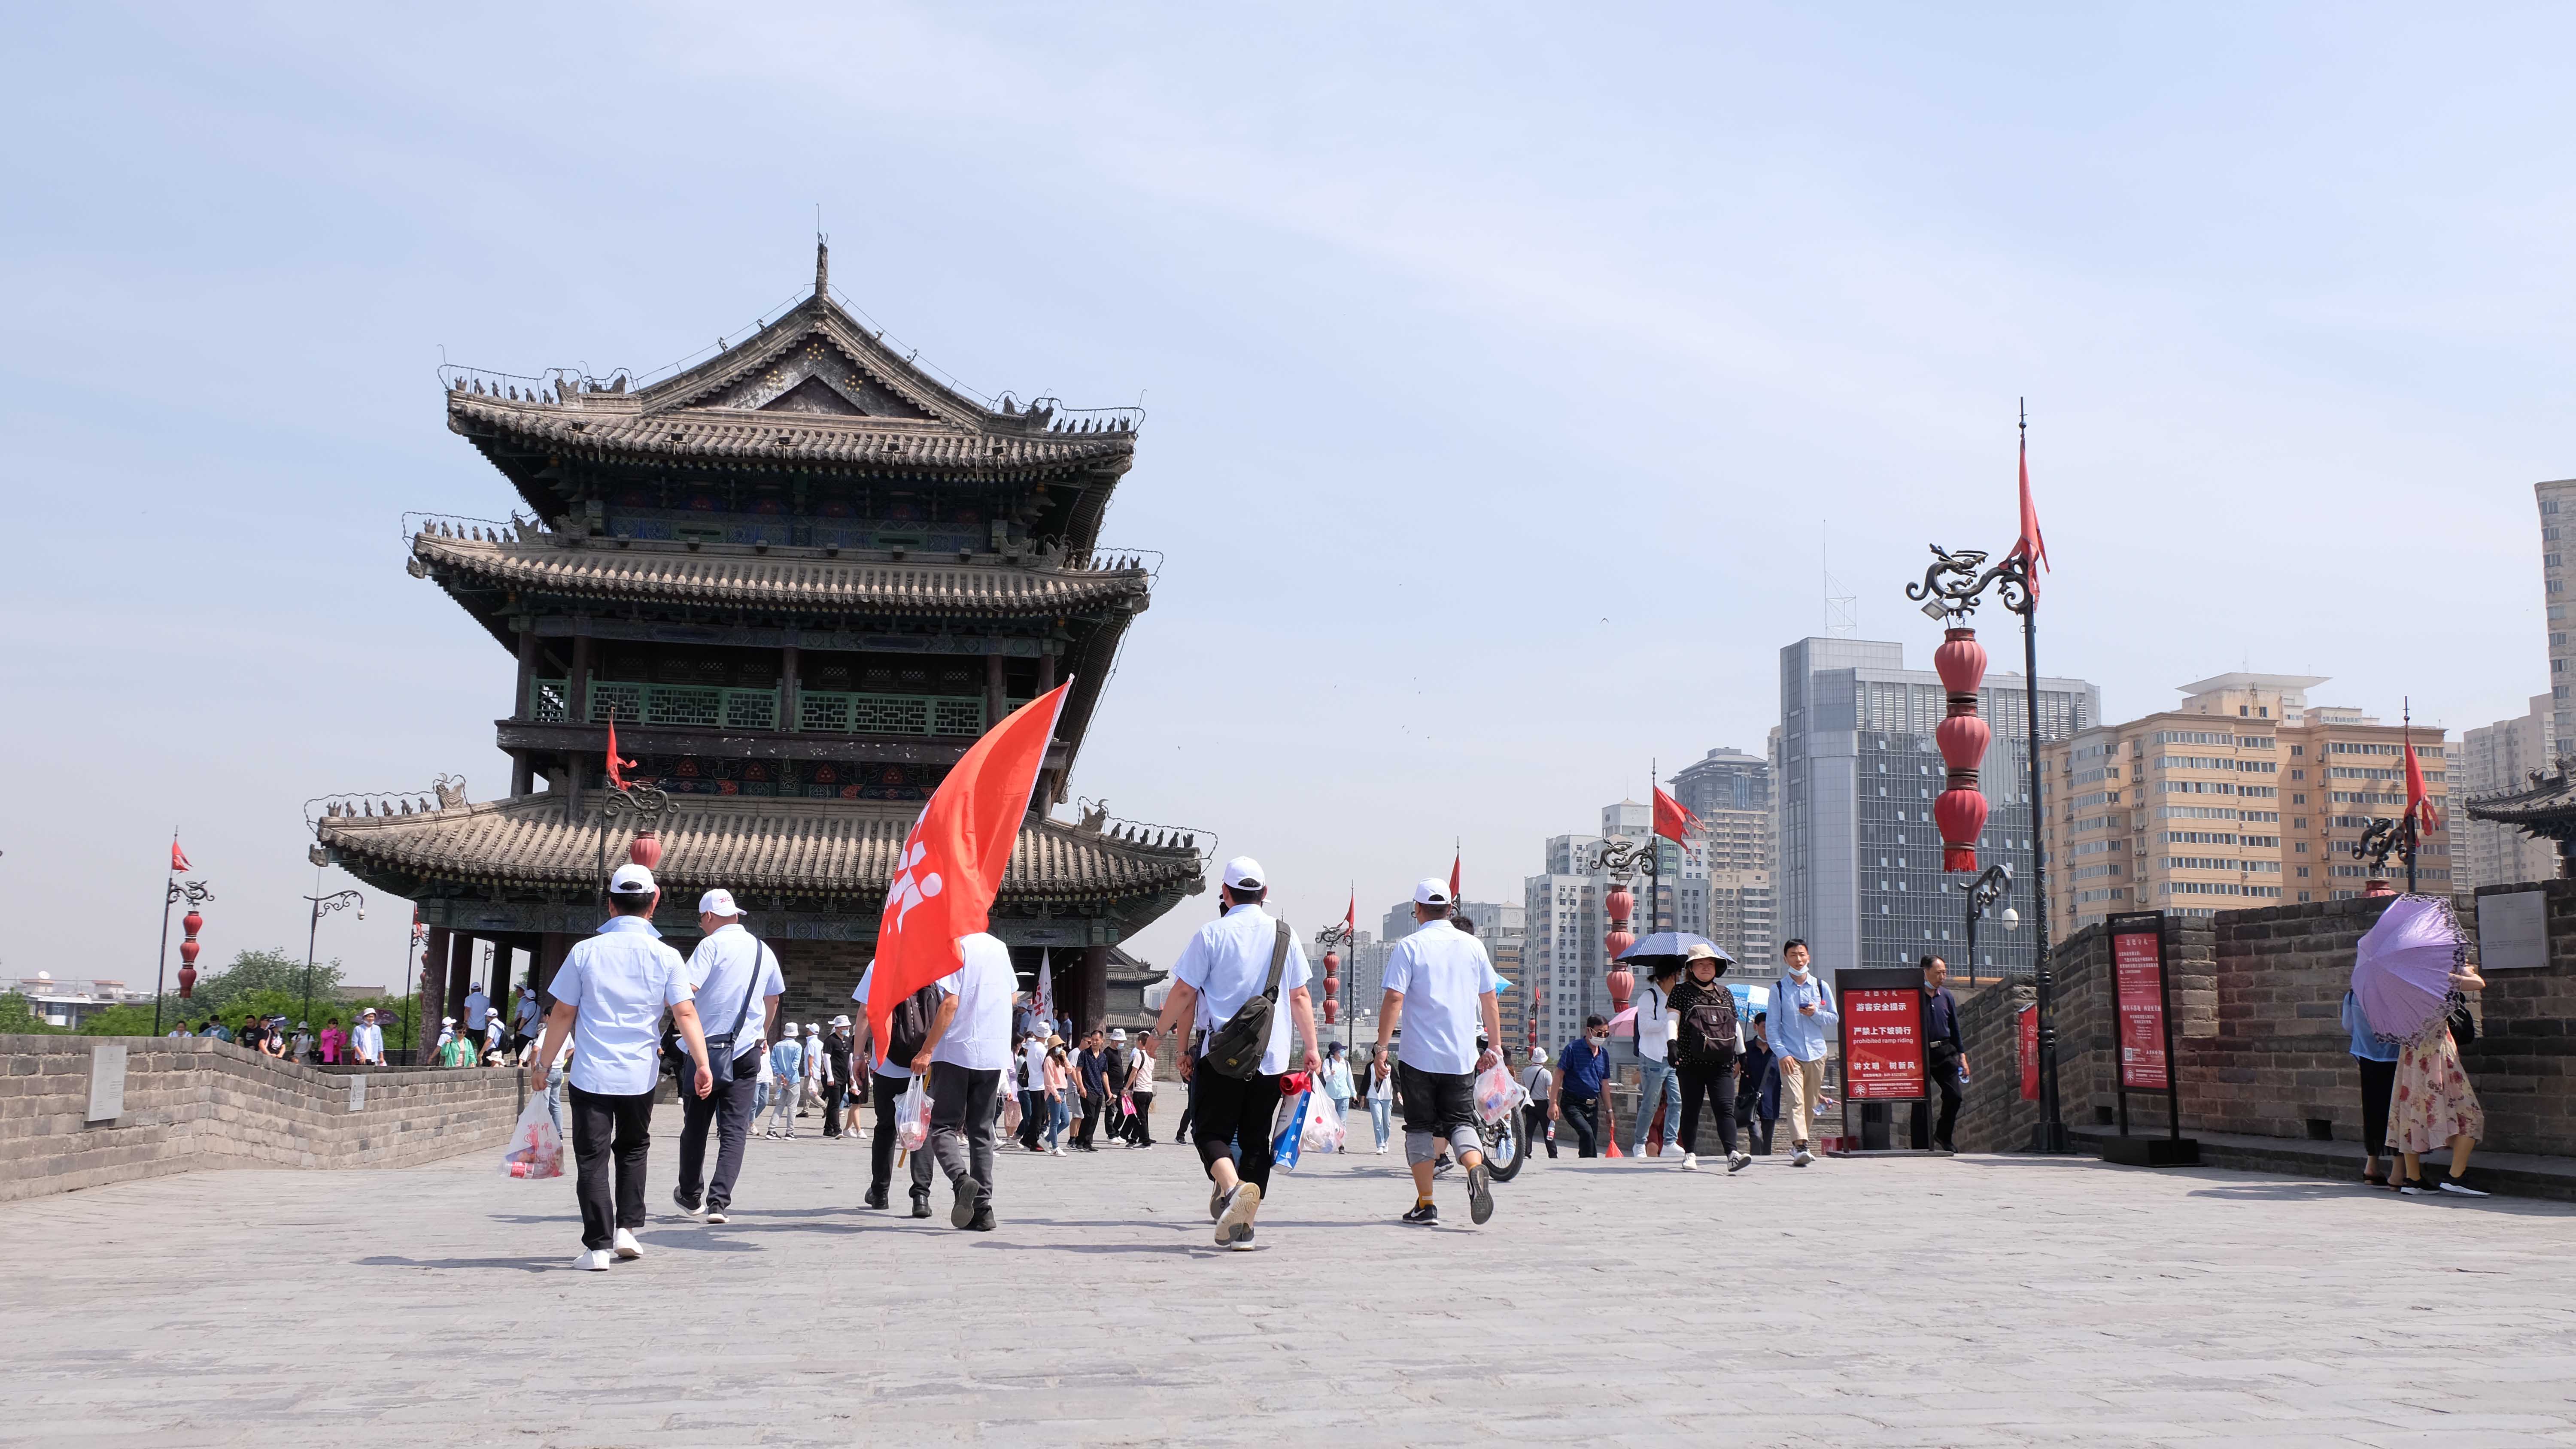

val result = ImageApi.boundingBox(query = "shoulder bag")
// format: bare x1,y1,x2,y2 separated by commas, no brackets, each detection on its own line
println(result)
1202,922,1293,1081
670,937,767,1085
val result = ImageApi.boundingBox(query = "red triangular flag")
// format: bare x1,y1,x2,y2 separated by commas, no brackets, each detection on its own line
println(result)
868,683,1069,1068
1652,786,1701,844
2404,721,2439,837
605,712,635,791
170,841,191,873
2005,433,2050,597
1449,848,1461,904
1343,891,1356,938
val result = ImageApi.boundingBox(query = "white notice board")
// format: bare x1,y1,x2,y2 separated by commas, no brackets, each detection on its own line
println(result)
2477,890,2549,972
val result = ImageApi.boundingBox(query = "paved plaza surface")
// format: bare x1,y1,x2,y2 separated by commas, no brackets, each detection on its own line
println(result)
7,1106,2576,1448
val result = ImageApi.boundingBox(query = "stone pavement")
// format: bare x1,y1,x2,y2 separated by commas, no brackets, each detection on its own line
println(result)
6,1106,2576,1448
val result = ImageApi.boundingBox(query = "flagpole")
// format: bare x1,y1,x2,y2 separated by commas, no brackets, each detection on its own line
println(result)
2014,400,2069,1155
2404,699,2419,895
153,830,178,1036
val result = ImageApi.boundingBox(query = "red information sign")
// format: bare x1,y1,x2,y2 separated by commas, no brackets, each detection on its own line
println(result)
1842,987,1926,1100
2113,928,2169,1091
2018,1003,2039,1101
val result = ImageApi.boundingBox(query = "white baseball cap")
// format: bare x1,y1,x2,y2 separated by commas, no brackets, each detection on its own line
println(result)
1221,856,1266,891
608,862,657,897
697,888,741,917
1413,878,1453,906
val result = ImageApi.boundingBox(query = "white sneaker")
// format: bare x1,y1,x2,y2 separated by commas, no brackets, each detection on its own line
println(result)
1680,1152,1700,1171
572,1249,611,1272
1376,1145,1387,1155
612,1228,644,1260
1728,1151,1753,1173
1792,1147,1814,1167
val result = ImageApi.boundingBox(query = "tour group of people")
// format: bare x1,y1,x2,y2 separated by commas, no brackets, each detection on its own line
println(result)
174,1007,389,1066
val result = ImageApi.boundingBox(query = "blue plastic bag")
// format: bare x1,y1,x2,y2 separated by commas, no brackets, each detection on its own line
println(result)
1271,1087,1310,1171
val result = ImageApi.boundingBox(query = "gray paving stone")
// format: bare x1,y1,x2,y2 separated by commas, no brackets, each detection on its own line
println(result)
0,1112,2571,1446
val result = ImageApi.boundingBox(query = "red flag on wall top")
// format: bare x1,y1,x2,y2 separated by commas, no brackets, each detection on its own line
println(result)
868,683,1069,1068
1343,891,1356,939
2005,433,2050,597
1652,787,1701,844
2404,720,2440,837
170,840,191,872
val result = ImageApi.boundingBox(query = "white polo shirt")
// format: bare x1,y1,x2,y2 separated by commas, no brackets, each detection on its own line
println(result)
852,962,912,1082
931,933,1016,1073
1022,1034,1048,1090
1379,919,1503,1076
1172,903,1312,1077
684,924,784,1062
549,915,693,1096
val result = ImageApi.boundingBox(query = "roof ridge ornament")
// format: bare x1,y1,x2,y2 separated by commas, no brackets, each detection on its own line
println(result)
815,235,829,300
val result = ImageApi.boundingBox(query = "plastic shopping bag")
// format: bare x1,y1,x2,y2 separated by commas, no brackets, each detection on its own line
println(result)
896,1080,933,1152
499,1089,564,1179
1271,1088,1310,1171
1300,1089,1345,1154
1474,1063,1514,1120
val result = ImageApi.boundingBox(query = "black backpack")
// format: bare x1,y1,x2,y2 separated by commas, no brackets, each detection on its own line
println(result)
1203,922,1293,1081
885,981,945,1067
1679,982,1741,1064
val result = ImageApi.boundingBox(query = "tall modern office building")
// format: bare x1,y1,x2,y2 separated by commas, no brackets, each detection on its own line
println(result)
1670,746,1777,969
1522,802,1707,1048
1777,637,2099,976
2458,694,2558,890
2542,479,2576,740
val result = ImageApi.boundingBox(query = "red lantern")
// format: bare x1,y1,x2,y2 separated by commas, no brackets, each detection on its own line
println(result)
1932,626,1991,872
182,910,202,938
629,831,663,870
178,909,203,998
1322,997,1340,1025
1604,882,1637,1011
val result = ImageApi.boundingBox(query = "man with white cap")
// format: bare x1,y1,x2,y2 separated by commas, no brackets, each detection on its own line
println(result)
529,863,712,1272
671,887,783,1226
821,1015,855,1142
1151,856,1320,1252
351,1007,386,1067
1375,878,1505,1226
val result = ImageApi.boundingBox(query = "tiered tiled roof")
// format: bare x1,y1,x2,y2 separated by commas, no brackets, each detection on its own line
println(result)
444,393,1136,474
2464,762,2576,834
317,793,1202,904
410,530,1152,618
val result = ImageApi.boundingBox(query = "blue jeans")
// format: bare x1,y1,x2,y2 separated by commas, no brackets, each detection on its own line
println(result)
1634,1059,1680,1154
1368,1097,1392,1148
1047,1094,1071,1148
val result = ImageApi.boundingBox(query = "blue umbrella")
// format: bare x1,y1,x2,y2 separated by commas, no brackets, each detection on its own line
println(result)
1616,933,1727,967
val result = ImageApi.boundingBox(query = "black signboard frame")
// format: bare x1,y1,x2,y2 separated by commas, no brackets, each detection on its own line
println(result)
1830,967,1937,1156
2101,910,2199,1167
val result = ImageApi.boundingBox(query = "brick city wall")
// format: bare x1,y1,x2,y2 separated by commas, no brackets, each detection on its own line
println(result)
0,1035,523,1204
1952,883,2576,1158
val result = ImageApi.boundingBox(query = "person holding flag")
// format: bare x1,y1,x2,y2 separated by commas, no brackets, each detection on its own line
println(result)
860,682,1072,1232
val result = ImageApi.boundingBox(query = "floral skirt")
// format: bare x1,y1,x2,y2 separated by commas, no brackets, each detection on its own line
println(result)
2388,1029,2483,1154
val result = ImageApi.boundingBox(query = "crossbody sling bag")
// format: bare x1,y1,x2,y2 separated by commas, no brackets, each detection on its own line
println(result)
670,937,766,1086
1202,922,1294,1081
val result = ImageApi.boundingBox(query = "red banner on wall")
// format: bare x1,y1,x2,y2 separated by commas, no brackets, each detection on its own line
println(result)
2113,927,2169,1091
1843,987,1926,1100
2018,1003,2038,1101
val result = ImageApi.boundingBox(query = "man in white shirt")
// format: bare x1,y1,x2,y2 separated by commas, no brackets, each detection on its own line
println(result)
351,1008,385,1066
672,888,784,1226
854,960,933,1216
512,986,542,1052
911,932,1017,1232
1629,957,1683,1159
1150,856,1321,1252
462,982,491,1041
1015,1026,1050,1152
529,864,712,1272
1376,878,1505,1227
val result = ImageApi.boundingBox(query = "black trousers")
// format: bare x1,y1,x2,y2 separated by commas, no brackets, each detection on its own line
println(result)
675,1060,759,1209
1737,1085,1776,1155
2357,1055,2397,1153
1127,1090,1155,1145
1910,1066,1965,1150
1559,1095,1600,1157
927,1061,1000,1206
1676,1059,1740,1156
823,1079,848,1138
1018,1090,1046,1150
869,1071,933,1200
1191,1068,1285,1191
568,1083,655,1250
1523,1103,1556,1158
1076,1096,1101,1148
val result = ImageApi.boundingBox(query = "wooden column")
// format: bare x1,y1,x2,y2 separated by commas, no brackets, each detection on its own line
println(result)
1037,646,1056,691
985,652,1005,727
568,629,592,815
418,926,451,1048
537,932,575,1004
446,934,476,1034
514,621,540,719
781,642,801,732
1077,941,1109,1038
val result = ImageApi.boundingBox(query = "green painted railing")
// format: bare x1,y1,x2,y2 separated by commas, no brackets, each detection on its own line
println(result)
528,679,985,737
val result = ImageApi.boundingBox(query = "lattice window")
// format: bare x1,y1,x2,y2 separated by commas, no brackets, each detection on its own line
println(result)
589,682,645,725
722,690,778,730
932,698,984,736
799,693,853,733
851,696,932,734
648,685,723,728
529,679,569,724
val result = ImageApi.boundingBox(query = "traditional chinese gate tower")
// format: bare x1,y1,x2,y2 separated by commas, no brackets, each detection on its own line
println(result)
317,245,1201,1030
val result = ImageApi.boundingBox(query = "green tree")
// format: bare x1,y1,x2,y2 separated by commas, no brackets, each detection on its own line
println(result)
0,992,54,1035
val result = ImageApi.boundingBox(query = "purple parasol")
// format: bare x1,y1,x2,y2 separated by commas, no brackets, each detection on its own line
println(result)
2350,894,2468,1049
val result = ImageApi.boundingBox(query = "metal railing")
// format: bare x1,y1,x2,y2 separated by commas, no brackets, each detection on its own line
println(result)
528,680,986,738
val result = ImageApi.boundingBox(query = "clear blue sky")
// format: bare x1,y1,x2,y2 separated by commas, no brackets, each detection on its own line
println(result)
6,3,2570,985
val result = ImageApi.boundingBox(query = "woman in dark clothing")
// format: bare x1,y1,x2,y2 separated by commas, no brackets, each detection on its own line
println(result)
1663,945,1749,1173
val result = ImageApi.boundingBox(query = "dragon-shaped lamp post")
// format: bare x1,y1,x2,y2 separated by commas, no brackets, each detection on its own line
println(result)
1907,540,2066,1154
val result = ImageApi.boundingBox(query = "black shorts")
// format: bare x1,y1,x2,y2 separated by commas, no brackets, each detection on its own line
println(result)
1395,1061,1477,1139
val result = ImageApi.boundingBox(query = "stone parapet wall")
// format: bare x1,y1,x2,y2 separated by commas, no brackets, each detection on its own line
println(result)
0,1035,522,1204
1951,884,2576,1161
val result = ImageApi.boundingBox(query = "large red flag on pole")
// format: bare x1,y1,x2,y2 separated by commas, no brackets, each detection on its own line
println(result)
2403,714,2439,837
605,712,635,791
1343,890,1356,939
869,683,1069,1068
1449,845,1461,904
1651,786,1700,844
2004,423,2050,597
171,839,191,873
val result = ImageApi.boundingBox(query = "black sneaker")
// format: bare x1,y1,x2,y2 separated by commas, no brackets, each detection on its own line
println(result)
671,1187,703,1219
864,1185,890,1211
1401,1202,1439,1225
1228,1225,1256,1252
910,1194,933,1219
968,1203,996,1231
951,1179,978,1229
1466,1162,1495,1225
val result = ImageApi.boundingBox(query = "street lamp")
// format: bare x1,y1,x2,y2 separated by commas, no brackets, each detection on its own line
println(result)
1906,528,2065,1153
1959,863,2016,986
303,890,364,1025
1315,918,1353,1042
154,878,215,1035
